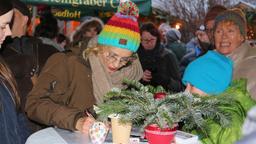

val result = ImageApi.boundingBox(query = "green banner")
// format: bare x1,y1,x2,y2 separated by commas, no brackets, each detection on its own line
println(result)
21,0,151,20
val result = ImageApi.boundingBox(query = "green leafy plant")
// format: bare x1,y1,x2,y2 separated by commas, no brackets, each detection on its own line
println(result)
97,78,246,140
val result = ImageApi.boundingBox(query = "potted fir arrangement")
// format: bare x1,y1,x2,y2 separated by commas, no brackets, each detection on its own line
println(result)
96,79,246,144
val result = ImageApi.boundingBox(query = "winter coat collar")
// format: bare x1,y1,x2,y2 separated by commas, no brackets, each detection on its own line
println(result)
228,41,252,67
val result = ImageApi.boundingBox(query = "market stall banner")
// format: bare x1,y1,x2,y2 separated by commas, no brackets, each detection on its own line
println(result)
21,0,151,20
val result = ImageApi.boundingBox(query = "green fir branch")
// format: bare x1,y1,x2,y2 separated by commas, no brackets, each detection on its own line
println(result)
97,78,247,138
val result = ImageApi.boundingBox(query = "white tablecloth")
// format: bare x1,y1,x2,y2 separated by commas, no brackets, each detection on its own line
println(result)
26,127,203,144
25,127,147,144
26,127,91,144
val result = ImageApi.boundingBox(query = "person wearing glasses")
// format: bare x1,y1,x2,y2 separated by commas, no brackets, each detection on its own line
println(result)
25,1,143,134
138,22,183,92
204,5,227,47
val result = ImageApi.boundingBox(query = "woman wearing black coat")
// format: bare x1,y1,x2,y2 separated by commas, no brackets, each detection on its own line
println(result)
138,22,183,92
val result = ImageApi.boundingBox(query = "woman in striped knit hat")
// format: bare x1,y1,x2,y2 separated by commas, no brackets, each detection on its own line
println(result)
25,1,143,134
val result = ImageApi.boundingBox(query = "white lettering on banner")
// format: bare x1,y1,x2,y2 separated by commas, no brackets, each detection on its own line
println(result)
48,0,117,7
110,0,118,8
54,10,81,19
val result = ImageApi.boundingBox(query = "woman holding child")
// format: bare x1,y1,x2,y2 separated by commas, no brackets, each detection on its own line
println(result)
182,9,255,144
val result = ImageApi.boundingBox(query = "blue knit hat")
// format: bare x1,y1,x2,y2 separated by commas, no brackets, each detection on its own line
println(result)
182,50,233,95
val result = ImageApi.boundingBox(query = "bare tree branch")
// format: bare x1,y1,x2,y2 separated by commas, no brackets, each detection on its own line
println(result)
152,0,240,42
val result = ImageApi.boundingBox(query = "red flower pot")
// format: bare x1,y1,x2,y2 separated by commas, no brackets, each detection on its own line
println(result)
145,124,177,144
154,92,167,99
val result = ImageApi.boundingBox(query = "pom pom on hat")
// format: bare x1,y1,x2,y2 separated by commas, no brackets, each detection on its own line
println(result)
98,1,140,52
182,50,233,95
118,1,139,19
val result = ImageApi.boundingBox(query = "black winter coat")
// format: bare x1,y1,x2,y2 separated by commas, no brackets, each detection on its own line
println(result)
1,36,59,111
1,36,59,132
138,44,183,92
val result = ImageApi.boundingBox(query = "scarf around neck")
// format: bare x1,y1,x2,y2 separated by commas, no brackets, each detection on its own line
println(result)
89,54,143,104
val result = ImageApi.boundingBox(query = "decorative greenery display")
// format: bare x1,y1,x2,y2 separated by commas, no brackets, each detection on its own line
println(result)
96,78,246,140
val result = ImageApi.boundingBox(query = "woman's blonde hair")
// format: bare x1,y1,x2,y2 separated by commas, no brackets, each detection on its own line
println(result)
83,44,110,60
0,57,20,108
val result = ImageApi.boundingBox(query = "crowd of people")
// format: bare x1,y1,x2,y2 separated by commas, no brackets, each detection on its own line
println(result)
0,0,256,144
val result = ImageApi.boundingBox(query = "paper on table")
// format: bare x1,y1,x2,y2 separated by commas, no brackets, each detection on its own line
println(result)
26,127,147,144
56,128,91,144
26,127,67,144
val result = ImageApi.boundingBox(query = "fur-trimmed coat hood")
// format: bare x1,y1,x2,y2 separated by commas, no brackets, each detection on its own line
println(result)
69,17,104,42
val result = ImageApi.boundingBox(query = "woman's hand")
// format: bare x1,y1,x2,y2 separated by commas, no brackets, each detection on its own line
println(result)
82,116,95,134
142,69,152,82
75,116,95,134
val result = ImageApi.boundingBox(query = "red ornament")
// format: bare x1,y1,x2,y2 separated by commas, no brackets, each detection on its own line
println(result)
154,92,167,99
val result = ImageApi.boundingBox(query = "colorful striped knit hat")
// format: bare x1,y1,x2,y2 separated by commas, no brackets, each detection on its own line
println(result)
98,1,140,52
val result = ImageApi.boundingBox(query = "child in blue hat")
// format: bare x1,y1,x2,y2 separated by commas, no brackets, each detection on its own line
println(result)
182,50,233,95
